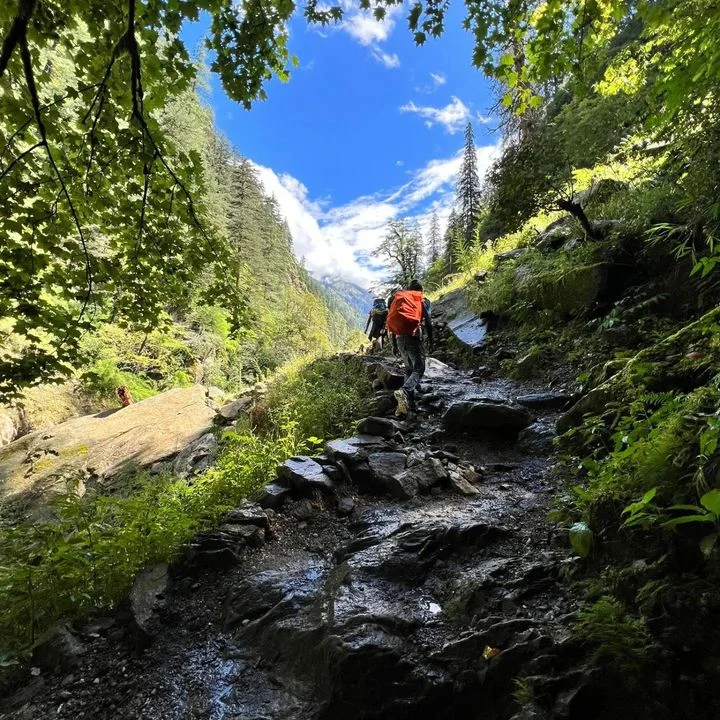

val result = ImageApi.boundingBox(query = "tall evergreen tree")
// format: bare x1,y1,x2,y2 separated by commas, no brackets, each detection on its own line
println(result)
456,122,481,248
427,211,441,265
443,209,461,271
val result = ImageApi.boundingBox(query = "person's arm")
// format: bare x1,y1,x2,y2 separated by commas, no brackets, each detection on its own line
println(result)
365,312,371,333
423,303,434,348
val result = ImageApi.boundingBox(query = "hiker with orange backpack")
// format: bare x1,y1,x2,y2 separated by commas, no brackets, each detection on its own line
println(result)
386,279,433,417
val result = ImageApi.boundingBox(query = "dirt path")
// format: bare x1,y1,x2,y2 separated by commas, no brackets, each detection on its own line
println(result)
2,357,582,720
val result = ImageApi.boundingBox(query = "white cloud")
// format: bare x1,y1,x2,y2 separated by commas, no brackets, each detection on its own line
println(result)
430,72,446,86
251,142,501,289
340,6,401,46
371,47,400,68
400,96,472,134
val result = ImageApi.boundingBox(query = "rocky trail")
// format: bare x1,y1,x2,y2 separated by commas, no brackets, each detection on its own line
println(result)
1,352,596,720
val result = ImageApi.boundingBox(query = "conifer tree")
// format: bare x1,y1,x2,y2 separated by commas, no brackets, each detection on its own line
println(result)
443,209,461,271
456,122,481,248
427,211,441,265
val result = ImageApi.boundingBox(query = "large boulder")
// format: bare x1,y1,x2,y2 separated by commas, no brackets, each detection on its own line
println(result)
443,401,532,434
367,451,407,493
432,288,488,352
0,386,217,519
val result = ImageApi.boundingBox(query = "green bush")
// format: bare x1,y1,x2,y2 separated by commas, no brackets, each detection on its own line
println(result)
265,355,372,441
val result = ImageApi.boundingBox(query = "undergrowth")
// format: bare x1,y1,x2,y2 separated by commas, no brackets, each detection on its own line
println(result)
0,354,371,659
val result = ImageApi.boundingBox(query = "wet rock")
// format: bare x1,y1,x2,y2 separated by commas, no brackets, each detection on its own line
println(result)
356,416,406,439
516,392,573,411
223,501,271,531
398,520,506,558
442,401,532,434
325,435,391,463
375,364,405,390
517,423,556,453
371,378,384,391
32,624,85,672
337,496,355,515
260,482,291,510
367,451,408,492
222,571,295,628
130,563,169,643
386,470,420,499
172,432,218,478
277,456,334,493
407,457,448,491
217,393,253,421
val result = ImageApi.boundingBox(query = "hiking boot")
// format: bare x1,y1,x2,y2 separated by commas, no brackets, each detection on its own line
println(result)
394,389,410,417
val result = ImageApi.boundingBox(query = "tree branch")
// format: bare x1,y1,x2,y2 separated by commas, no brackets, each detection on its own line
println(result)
19,34,94,328
0,0,36,78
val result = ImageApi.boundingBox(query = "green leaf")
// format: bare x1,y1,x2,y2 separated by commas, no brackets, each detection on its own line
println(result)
569,522,593,557
661,514,715,528
700,489,720,516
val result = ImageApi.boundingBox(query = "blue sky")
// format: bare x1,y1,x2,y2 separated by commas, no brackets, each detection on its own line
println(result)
182,4,500,288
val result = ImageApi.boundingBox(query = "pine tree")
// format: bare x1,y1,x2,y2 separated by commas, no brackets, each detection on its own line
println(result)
443,209,461,271
427,211,441,265
456,122,480,248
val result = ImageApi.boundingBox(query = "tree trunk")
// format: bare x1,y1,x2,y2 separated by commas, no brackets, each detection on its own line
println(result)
557,198,601,240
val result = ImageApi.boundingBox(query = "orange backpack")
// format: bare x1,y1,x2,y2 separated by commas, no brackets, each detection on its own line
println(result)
387,290,423,336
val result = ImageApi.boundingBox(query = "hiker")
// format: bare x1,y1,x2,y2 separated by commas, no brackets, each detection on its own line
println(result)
365,297,388,350
386,279,433,416
116,385,133,407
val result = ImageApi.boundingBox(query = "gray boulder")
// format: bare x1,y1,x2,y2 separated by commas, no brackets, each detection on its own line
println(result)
277,456,334,493
443,401,532,434
325,435,391,463
367,451,407,488
217,393,254,421
260,482,292,510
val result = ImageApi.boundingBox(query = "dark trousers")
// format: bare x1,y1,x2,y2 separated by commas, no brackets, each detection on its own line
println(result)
397,334,425,406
